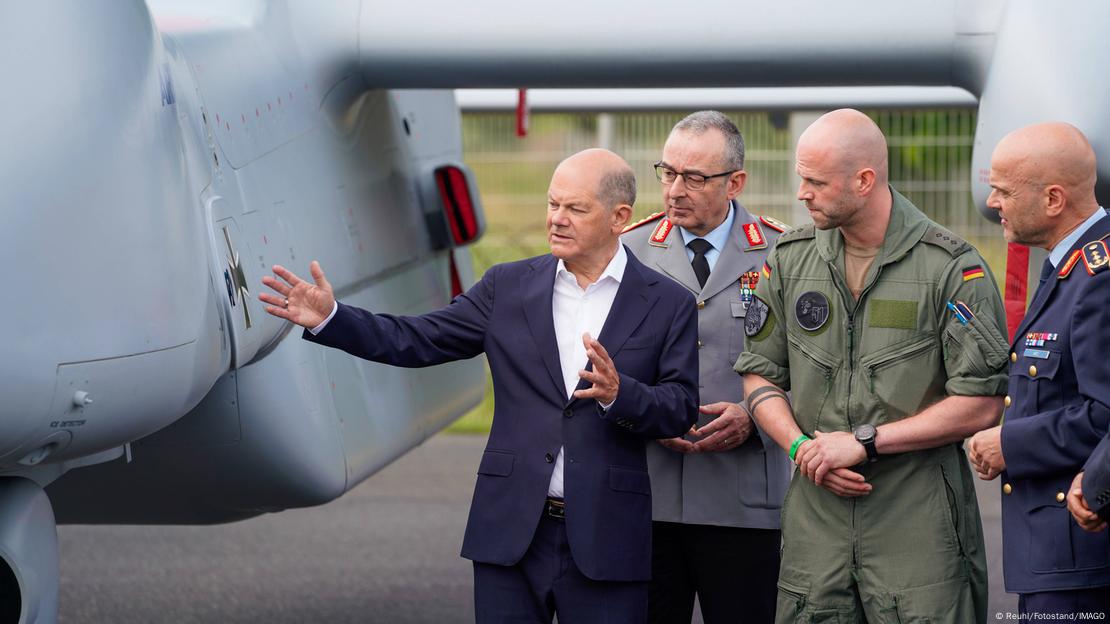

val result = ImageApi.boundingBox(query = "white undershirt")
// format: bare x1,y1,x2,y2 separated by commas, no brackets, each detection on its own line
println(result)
547,243,627,498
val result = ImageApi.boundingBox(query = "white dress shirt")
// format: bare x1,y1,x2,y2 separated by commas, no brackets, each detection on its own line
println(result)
677,203,735,272
547,242,627,498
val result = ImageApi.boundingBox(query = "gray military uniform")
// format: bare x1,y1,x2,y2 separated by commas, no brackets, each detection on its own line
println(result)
622,200,791,529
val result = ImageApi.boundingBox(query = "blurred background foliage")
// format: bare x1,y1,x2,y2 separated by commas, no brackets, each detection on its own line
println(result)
448,107,1003,433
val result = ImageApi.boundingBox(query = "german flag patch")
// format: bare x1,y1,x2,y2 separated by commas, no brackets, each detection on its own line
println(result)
761,261,772,280
962,265,985,281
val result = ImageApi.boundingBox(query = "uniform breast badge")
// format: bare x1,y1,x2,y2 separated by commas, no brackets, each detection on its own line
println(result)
795,291,830,331
1024,332,1057,348
739,271,760,311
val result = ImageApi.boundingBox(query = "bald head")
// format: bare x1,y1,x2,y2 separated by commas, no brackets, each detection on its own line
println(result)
797,109,889,183
555,148,637,210
987,122,1100,248
993,122,1098,205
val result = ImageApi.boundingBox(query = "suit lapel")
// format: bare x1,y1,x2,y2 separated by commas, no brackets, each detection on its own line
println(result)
520,255,567,397
654,231,701,294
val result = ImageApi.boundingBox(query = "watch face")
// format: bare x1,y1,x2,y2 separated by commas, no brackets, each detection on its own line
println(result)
855,424,876,442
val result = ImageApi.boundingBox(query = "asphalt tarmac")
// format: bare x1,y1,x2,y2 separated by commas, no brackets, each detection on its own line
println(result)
58,433,1018,623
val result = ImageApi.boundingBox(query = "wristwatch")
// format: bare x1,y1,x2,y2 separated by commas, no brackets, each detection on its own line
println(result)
854,424,879,463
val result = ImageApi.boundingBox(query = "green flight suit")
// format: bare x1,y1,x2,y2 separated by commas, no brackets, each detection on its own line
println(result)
734,189,1008,623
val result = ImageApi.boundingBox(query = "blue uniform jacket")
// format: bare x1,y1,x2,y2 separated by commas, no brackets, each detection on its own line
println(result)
1084,431,1110,520
1000,214,1110,593
305,250,699,581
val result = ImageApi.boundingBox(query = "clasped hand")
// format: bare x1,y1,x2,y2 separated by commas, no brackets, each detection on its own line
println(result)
793,431,872,497
657,402,754,454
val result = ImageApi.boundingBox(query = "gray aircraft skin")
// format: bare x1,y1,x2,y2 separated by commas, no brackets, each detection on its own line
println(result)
2,0,1108,622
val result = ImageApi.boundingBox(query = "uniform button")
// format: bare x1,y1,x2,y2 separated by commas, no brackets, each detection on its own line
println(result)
563,408,573,418
1029,365,1038,377
697,301,706,310
1056,491,1066,503
697,340,704,349
545,453,554,463
1004,395,1012,408
1003,483,1012,495
1010,352,1017,363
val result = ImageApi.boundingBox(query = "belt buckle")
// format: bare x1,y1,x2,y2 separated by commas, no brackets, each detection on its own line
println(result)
545,498,565,519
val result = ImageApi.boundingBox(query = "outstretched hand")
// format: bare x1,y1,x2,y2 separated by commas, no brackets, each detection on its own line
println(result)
574,333,620,406
260,261,336,329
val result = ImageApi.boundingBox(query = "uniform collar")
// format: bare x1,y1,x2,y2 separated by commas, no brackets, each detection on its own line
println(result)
1049,206,1107,267
678,204,735,254
814,187,928,266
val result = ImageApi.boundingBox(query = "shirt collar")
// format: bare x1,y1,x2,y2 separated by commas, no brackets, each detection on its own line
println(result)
679,203,735,252
1049,206,1107,267
555,241,627,286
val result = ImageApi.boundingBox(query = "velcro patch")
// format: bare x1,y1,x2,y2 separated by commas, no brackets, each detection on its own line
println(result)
744,296,771,338
761,261,772,280
962,265,985,281
868,300,917,330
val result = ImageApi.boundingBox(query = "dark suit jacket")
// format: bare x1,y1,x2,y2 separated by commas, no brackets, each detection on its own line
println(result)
1084,432,1110,520
1000,214,1110,593
305,249,699,581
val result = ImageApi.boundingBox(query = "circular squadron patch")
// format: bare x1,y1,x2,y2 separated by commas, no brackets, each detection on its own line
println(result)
795,291,830,331
744,296,770,337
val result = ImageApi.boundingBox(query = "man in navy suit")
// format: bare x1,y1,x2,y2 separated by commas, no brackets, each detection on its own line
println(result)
260,148,699,623
1069,431,1110,531
968,122,1110,615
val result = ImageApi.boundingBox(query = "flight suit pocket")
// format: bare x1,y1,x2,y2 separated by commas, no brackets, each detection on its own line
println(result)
787,334,840,432
944,314,1008,378
891,576,975,622
609,466,650,495
861,336,939,420
476,450,515,477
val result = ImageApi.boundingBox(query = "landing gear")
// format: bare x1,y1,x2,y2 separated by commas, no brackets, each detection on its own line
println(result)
0,478,58,624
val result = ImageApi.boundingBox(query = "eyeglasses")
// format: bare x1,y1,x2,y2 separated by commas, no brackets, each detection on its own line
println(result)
654,163,738,191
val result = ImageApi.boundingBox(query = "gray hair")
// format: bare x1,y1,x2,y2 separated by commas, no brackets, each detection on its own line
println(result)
598,167,637,209
672,110,745,171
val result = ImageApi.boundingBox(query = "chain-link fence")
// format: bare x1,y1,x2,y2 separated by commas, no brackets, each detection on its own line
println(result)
451,108,1003,432
462,108,1003,276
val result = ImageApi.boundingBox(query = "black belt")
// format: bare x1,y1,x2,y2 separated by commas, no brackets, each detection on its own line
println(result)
544,497,565,520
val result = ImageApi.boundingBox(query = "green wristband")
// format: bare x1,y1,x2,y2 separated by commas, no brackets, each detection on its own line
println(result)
789,434,811,461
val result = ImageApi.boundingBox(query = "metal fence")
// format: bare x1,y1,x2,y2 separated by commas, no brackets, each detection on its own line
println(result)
461,108,1005,275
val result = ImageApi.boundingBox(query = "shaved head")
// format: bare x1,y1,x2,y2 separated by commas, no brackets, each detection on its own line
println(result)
987,122,1100,248
993,122,1097,204
794,109,892,237
798,109,889,184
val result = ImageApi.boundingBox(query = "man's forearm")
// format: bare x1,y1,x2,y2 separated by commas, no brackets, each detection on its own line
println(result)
876,394,1002,454
743,374,802,453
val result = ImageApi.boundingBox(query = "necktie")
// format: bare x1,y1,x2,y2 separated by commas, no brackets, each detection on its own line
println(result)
1038,257,1055,285
688,238,712,288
